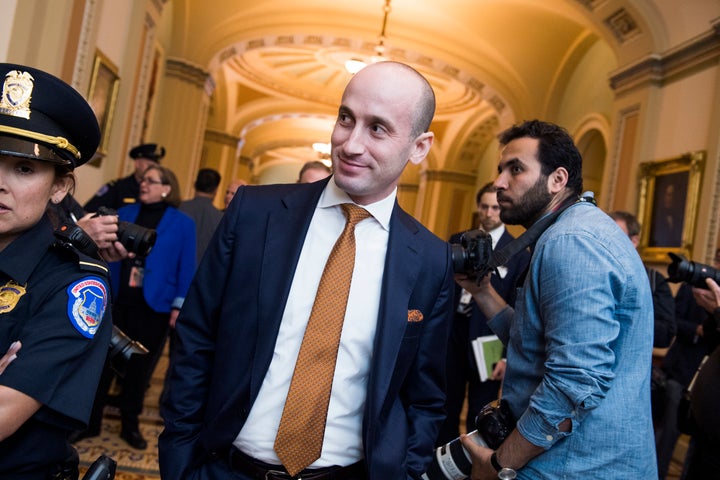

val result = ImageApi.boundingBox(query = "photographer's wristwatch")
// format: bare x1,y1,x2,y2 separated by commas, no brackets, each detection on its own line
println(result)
490,452,517,480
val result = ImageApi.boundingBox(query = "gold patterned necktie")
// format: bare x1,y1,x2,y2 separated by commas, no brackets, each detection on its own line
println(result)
274,203,371,476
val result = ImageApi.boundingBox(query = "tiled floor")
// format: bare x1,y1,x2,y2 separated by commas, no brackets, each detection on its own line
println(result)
75,352,167,479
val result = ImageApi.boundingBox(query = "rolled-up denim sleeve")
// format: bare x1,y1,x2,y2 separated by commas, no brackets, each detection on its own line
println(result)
515,232,625,449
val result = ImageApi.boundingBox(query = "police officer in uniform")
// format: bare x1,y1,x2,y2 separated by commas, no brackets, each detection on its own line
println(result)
83,142,166,212
0,63,112,479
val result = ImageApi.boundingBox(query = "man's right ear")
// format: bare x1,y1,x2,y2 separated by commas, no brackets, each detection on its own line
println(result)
409,132,434,165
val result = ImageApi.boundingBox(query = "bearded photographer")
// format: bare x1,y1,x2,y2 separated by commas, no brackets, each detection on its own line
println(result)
455,120,656,479
680,276,720,478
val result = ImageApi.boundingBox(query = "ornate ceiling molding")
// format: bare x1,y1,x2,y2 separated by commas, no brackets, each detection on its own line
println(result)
205,128,240,147
166,57,211,90
212,33,511,118
609,22,720,92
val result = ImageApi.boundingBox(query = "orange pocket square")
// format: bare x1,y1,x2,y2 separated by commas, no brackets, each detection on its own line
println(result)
407,309,424,323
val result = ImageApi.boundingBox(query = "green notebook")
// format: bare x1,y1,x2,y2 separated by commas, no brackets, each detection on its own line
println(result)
471,335,503,382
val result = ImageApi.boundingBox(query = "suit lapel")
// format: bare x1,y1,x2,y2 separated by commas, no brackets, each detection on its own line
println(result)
367,205,422,417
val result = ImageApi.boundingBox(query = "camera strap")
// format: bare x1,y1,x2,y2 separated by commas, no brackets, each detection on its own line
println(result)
488,192,596,271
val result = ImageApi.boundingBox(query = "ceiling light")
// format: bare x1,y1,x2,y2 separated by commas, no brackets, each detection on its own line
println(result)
312,142,331,156
345,0,392,74
344,58,367,74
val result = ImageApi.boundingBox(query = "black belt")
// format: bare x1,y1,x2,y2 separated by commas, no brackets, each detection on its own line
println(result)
228,447,366,480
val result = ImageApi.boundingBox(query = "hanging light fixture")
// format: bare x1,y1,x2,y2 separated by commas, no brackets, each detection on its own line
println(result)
345,0,392,74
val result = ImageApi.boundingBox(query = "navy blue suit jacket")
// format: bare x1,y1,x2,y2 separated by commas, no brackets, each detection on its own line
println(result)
158,178,454,479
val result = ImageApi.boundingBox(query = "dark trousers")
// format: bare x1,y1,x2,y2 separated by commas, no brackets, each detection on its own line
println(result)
655,378,685,479
112,301,169,429
682,431,720,479
437,313,501,446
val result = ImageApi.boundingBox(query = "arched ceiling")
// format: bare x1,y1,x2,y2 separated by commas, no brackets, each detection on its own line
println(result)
163,0,718,182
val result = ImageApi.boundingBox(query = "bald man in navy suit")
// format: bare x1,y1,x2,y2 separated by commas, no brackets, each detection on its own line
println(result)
159,61,455,480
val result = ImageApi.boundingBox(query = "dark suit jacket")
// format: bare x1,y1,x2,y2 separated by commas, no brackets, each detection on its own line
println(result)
158,178,455,479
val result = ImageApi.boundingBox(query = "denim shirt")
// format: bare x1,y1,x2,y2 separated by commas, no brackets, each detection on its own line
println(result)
489,201,657,479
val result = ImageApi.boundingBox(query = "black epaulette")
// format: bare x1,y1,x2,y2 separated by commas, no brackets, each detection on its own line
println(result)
53,223,110,277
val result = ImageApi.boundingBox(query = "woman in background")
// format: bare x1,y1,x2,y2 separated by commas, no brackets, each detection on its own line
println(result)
103,164,195,450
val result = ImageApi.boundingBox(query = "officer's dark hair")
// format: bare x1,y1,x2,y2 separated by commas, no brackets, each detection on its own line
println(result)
498,119,583,196
194,168,221,193
476,182,497,205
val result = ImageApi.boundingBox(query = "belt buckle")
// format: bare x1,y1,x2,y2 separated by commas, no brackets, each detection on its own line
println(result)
265,469,296,480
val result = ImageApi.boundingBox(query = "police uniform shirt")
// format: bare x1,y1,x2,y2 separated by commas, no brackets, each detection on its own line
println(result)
0,216,112,476
84,173,140,212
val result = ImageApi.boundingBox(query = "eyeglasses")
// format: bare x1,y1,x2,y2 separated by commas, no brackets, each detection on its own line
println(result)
140,177,164,185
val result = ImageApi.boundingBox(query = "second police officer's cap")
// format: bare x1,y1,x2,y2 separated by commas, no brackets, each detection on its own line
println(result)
0,63,100,169
129,143,166,162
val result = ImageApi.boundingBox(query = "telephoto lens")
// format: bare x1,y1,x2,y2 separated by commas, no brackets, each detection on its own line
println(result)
422,400,516,480
667,252,720,289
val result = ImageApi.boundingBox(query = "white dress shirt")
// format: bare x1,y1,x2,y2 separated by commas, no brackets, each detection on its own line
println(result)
234,177,395,467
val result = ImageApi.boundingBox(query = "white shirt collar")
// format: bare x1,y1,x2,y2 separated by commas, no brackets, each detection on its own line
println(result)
318,176,396,231
487,224,506,249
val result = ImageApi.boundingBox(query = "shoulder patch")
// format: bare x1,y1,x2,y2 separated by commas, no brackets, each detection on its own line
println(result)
66,276,108,338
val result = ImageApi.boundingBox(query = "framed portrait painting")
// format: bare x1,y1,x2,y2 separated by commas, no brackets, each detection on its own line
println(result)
87,50,120,165
637,151,705,262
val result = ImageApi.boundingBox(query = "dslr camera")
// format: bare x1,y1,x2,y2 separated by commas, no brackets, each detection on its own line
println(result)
94,207,157,257
667,252,720,289
422,399,516,480
450,229,494,280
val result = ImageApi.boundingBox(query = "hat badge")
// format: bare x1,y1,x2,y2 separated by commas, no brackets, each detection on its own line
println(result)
0,70,34,120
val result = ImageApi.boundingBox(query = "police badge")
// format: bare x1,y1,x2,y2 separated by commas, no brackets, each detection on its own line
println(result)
0,281,27,314
0,69,34,119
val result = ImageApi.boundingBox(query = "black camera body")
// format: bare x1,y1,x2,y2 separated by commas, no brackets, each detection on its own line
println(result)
422,399,516,480
667,252,720,289
450,229,494,280
94,207,157,257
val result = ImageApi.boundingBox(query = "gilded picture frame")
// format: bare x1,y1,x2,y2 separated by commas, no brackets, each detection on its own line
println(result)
637,151,705,262
87,50,120,164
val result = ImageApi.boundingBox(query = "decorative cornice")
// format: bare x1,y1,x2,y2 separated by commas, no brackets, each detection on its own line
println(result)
603,8,641,44
165,57,210,89
424,169,477,185
205,129,240,146
609,22,720,93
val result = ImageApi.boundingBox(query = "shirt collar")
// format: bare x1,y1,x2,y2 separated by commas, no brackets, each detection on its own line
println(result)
488,224,505,249
318,176,396,231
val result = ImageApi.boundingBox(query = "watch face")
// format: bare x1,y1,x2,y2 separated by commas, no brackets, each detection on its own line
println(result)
498,467,517,480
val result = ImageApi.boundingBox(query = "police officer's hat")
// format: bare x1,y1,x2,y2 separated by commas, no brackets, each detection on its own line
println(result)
0,63,100,169
129,143,165,162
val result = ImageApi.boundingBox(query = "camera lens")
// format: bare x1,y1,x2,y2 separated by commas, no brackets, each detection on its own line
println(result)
117,221,157,257
450,243,469,274
667,252,720,289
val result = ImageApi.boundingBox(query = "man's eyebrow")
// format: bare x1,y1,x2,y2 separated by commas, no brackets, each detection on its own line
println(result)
498,157,523,172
